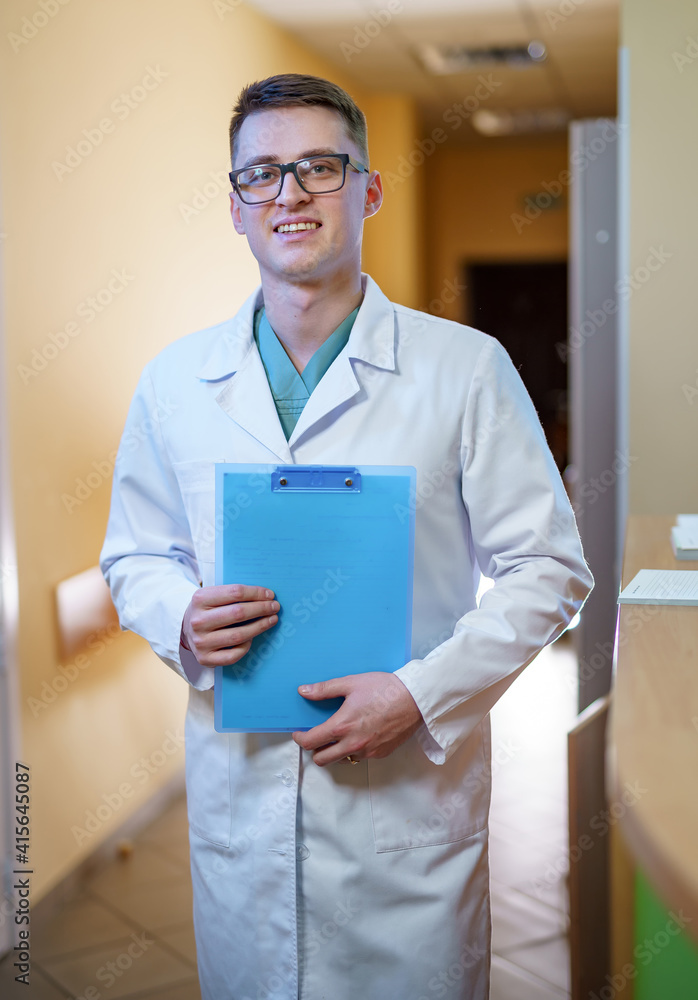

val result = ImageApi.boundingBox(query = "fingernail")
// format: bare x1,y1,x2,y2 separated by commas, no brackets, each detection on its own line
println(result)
265,589,273,598
271,601,280,611
299,685,311,694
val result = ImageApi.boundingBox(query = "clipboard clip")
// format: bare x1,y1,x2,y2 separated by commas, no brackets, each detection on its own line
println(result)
271,466,362,492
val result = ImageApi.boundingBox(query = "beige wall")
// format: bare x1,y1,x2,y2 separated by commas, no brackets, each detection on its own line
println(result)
0,0,418,901
362,95,423,308
424,138,569,321
621,0,698,513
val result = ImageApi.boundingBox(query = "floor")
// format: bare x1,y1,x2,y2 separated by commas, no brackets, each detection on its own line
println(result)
0,636,577,999
488,635,577,1000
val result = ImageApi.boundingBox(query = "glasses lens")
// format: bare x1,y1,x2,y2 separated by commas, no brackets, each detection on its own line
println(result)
296,156,345,192
236,164,282,203
234,156,346,202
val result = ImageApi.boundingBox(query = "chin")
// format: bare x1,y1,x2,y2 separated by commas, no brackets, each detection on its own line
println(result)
276,256,332,282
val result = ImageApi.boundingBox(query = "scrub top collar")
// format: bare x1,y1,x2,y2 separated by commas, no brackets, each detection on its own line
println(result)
253,304,360,440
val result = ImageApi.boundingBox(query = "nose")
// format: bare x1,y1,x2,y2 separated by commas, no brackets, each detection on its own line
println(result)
275,168,311,207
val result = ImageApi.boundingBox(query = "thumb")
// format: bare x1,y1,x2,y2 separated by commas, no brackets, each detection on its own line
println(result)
298,677,348,700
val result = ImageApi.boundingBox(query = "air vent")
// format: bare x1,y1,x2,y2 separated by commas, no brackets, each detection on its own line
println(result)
418,41,546,75
472,107,570,136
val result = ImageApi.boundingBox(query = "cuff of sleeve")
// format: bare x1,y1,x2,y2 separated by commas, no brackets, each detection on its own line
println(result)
178,643,216,691
394,663,448,765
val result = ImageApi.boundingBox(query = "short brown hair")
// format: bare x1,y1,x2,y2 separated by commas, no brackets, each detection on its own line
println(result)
229,73,369,166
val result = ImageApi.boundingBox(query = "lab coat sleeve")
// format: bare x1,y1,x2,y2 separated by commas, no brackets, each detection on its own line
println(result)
99,365,213,691
394,336,594,764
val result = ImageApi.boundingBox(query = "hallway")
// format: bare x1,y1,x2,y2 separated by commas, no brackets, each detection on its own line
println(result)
0,636,577,999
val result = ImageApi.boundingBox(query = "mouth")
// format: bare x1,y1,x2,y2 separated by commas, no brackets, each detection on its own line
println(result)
273,221,322,235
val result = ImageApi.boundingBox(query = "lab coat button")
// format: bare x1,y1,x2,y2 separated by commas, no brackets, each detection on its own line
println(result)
279,769,294,786
296,844,310,861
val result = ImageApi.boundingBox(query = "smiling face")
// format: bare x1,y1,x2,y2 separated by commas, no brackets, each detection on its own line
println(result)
230,105,382,289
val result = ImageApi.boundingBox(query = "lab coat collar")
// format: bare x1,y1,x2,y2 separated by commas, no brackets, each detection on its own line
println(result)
194,285,262,383
194,273,396,458
195,274,395,382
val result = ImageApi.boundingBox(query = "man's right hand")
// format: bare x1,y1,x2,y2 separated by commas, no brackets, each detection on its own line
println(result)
180,584,279,667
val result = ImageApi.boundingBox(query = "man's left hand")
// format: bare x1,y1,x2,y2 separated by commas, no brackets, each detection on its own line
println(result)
292,672,423,766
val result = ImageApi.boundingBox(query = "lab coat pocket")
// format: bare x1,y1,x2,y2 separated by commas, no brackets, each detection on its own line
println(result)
367,721,491,852
185,688,232,847
172,460,217,569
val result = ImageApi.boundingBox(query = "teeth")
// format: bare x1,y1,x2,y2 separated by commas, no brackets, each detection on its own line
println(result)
276,222,320,233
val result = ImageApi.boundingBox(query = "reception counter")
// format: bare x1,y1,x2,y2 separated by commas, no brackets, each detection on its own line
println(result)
608,515,698,952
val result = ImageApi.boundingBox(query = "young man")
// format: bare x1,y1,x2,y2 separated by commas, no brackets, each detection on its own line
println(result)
100,74,593,1000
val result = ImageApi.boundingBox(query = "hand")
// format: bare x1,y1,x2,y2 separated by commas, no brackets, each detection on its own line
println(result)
292,672,423,766
180,584,279,667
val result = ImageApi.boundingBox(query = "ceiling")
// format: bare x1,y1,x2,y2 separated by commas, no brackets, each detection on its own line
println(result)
243,0,619,146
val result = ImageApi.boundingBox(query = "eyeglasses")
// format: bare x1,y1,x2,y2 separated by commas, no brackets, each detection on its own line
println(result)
229,153,369,205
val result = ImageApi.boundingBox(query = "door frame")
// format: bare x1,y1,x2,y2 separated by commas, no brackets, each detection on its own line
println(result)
0,175,22,959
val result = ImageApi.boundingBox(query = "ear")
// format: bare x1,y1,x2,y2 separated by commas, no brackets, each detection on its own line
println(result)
230,191,246,234
363,170,383,220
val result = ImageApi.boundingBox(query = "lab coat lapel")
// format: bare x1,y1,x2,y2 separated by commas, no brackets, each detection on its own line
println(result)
215,348,294,462
195,275,396,457
288,274,397,448
195,287,293,462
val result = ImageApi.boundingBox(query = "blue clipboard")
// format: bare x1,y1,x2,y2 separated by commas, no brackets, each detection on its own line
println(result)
214,464,416,733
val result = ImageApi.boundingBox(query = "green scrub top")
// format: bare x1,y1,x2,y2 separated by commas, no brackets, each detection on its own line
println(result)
253,305,360,440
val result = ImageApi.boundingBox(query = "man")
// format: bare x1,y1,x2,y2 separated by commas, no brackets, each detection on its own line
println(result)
100,73,593,1000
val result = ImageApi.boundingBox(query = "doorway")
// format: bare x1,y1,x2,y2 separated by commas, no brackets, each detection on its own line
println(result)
466,260,568,472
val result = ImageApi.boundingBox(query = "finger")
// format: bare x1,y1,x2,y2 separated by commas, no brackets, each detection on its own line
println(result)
197,613,279,652
297,677,350,701
292,726,347,761
312,744,362,767
293,710,349,752
196,640,253,668
197,584,275,609
190,599,280,634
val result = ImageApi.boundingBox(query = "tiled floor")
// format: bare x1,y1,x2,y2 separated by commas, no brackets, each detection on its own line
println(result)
0,636,577,999
0,797,201,1000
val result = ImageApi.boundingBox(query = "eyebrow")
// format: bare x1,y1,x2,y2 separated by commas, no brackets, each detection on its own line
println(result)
239,147,340,170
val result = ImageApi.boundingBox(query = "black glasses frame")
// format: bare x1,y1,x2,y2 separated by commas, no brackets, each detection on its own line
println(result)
229,153,369,204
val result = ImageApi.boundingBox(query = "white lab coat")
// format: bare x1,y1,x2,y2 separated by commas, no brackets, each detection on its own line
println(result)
100,274,593,1000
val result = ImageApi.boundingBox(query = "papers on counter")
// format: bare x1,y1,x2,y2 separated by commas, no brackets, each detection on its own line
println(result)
618,568,698,606
672,514,698,560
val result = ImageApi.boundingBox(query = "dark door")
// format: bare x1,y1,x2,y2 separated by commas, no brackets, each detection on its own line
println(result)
466,260,568,472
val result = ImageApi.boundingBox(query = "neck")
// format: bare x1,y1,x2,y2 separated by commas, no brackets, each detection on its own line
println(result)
259,267,363,372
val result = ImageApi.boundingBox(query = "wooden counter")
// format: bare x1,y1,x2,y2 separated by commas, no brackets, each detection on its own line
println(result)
608,515,698,940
